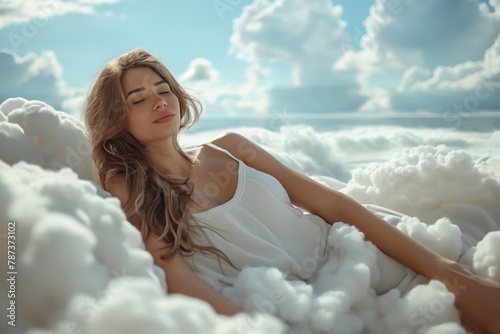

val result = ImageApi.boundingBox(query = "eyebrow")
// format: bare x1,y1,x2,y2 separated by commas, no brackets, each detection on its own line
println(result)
126,79,168,98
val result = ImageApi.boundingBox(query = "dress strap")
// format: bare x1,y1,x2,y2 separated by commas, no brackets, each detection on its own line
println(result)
202,142,241,162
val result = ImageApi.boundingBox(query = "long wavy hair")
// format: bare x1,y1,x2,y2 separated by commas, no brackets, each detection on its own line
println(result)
84,48,229,263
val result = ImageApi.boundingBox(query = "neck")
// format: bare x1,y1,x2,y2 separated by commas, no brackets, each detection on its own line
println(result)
144,136,192,178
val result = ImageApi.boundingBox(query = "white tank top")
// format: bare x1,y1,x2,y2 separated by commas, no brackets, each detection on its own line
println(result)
184,143,330,290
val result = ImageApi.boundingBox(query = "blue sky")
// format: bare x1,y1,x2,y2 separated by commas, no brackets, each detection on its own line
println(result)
0,1,373,87
0,0,499,121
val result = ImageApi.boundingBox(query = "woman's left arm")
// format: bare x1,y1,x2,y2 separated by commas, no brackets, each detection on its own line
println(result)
215,132,500,334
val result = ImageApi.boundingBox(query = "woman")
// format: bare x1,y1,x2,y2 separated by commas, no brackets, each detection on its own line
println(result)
84,48,499,333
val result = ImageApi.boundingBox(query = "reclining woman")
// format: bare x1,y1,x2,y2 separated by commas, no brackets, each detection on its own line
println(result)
84,48,500,333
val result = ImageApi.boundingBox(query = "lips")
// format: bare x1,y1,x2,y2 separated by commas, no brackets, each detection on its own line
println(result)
154,113,175,123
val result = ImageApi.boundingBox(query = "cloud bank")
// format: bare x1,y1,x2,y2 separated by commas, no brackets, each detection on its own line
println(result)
357,0,500,70
1,99,499,333
0,50,85,117
389,35,500,113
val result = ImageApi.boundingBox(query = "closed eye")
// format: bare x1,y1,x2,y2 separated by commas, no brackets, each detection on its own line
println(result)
159,91,170,95
132,99,145,105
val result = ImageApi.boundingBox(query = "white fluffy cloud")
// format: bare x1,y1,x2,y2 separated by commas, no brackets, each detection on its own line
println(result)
181,60,272,116
0,161,283,334
343,143,500,247
388,35,500,113
179,57,220,83
231,0,348,78
0,0,120,28
0,50,64,108
0,49,85,117
356,0,500,70
0,98,94,180
230,0,368,113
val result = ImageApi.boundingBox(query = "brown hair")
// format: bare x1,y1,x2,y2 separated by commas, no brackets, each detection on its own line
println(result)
84,48,229,263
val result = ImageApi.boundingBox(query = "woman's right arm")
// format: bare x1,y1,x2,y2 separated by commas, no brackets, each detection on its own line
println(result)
105,176,241,316
144,235,241,316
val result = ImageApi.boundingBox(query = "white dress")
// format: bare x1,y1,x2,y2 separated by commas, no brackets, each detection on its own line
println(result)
184,143,331,290
183,142,470,296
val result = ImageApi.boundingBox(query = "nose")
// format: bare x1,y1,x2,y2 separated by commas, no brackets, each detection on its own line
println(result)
153,96,167,110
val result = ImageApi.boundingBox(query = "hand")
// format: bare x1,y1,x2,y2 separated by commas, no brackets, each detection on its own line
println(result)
444,264,500,334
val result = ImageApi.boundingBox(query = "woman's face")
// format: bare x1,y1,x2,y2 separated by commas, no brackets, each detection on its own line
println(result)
121,66,181,144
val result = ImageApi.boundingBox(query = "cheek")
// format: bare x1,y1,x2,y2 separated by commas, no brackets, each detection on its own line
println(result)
170,94,181,109
126,110,147,134
129,107,149,122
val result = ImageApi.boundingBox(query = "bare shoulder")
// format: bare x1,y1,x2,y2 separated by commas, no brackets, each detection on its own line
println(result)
211,134,342,222
210,132,261,164
105,174,129,207
209,131,296,182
